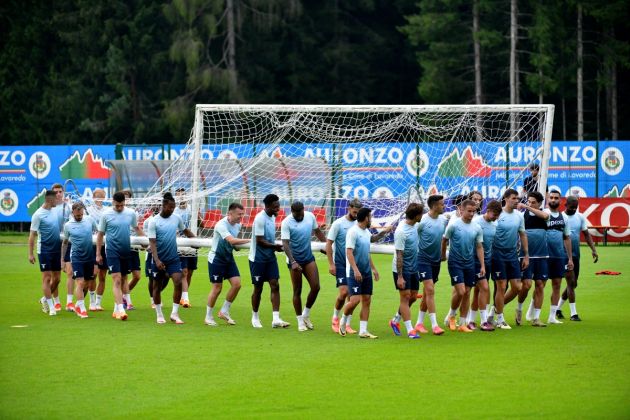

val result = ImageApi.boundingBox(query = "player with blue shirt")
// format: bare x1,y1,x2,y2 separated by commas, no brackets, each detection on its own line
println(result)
88,188,108,311
468,200,502,331
557,196,598,321
281,202,327,332
414,195,446,335
121,189,141,311
147,192,196,324
249,194,290,329
442,200,485,333
490,188,529,330
96,191,144,321
174,187,196,308
544,190,574,325
51,183,73,312
61,202,97,319
28,190,62,316
338,207,380,339
388,203,423,339
205,203,249,326
513,192,550,327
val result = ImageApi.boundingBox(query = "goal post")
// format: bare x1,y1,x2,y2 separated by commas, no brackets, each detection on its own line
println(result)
135,104,554,254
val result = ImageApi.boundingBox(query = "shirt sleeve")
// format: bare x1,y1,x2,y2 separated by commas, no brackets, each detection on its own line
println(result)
580,214,588,231
346,229,357,250
30,212,41,232
475,225,484,243
309,212,317,230
98,212,107,233
280,218,290,240
253,214,266,237
215,220,232,240
63,223,69,239
130,210,138,228
177,214,185,231
562,214,571,236
146,219,157,239
326,220,338,241
443,222,454,239
393,229,405,251
518,213,526,232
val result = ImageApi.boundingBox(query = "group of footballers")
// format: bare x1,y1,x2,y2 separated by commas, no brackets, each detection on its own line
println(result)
29,179,598,339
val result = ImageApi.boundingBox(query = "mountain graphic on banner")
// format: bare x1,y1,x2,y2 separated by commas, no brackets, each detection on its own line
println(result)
27,189,47,216
604,184,630,198
59,149,110,180
437,146,491,178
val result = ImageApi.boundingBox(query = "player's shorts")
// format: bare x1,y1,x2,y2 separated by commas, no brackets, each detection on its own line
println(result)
348,274,373,296
448,262,477,287
180,255,198,271
106,254,131,275
129,250,141,271
286,255,316,270
208,260,240,283
38,252,62,272
95,246,108,270
392,271,420,291
548,257,568,279
474,259,491,281
490,255,521,281
521,258,549,282
334,264,348,287
249,260,280,285
417,261,441,284
71,260,95,280
152,258,182,276
145,252,153,278
63,243,72,263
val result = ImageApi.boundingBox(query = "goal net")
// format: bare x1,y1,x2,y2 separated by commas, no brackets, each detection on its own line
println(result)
131,104,554,253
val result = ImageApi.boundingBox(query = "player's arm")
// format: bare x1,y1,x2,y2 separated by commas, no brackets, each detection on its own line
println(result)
61,237,69,268
28,231,37,264
583,229,598,262
475,242,485,276
149,238,164,271
345,247,360,281
325,239,336,275
313,227,326,243
370,254,379,281
563,234,574,270
517,202,549,219
440,237,448,261
370,226,392,242
95,231,104,265
519,230,529,270
395,249,404,289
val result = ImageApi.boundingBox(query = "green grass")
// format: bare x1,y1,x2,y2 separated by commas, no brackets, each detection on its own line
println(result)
1,245,629,418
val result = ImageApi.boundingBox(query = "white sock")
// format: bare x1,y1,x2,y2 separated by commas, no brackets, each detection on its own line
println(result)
221,300,232,314
558,298,565,309
124,294,132,304
155,304,163,317
417,311,426,325
469,310,478,323
76,300,85,311
359,320,368,334
172,303,180,315
459,316,466,326
182,291,189,300
393,312,401,323
206,305,213,318
67,294,73,304
404,320,413,333
53,296,60,305
497,313,505,323
272,311,280,322
449,308,457,317
252,311,259,320
96,295,103,305
88,291,96,304
480,309,488,323
113,303,119,313
340,314,347,327
346,315,353,326
47,298,54,310
429,313,437,328
534,308,541,319
333,308,340,319
150,297,155,305
297,315,304,323
517,301,523,311
569,303,577,316
302,307,311,317
549,305,557,321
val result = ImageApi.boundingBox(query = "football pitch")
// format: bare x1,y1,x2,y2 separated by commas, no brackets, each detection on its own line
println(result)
0,234,628,419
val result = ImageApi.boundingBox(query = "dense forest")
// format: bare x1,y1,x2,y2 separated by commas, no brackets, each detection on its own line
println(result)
1,0,628,145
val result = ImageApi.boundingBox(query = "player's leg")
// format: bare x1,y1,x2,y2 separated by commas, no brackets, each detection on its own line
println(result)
289,266,304,319
297,261,320,331
170,266,184,324
51,270,62,311
418,278,441,335
469,285,480,324
250,261,264,328
217,275,241,325
547,258,564,324
206,261,223,326
269,277,289,328
339,276,362,336
332,265,349,332
531,279,547,326
476,279,494,331
152,269,167,324
111,272,125,320
391,272,409,336
182,256,197,307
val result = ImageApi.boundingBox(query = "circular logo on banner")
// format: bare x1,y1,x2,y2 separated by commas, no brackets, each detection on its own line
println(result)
0,189,18,217
373,187,394,199
601,147,624,176
28,151,51,179
565,186,587,198
406,149,429,177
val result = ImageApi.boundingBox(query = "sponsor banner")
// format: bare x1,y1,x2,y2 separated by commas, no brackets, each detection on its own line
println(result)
579,198,630,243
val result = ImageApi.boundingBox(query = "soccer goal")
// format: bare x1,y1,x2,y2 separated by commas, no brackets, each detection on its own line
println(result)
134,104,554,252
